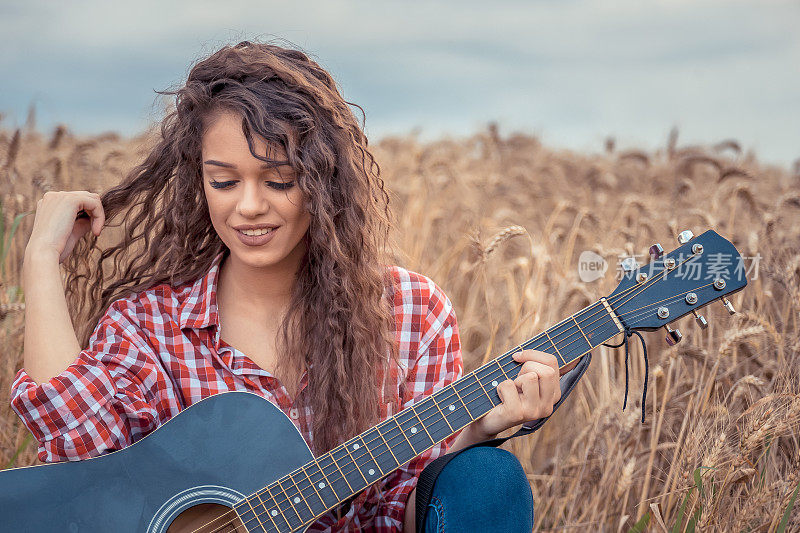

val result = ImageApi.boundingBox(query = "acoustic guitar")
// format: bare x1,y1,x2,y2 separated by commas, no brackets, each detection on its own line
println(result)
0,229,747,532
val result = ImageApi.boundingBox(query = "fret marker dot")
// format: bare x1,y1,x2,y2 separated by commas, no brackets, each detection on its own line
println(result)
271,510,278,517
353,443,360,450
448,404,455,411
294,497,300,504
491,380,498,387
411,426,417,434
369,468,375,475
319,482,325,489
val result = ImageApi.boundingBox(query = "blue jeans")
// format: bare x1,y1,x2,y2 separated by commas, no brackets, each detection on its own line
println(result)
421,446,534,533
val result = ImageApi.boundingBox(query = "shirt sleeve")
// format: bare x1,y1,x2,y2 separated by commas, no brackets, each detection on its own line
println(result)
370,278,464,532
9,297,165,463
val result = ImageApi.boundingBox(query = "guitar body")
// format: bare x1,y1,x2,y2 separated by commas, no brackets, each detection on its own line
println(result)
0,391,314,532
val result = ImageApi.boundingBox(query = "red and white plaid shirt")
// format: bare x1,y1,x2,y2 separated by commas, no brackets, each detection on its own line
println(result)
10,251,463,531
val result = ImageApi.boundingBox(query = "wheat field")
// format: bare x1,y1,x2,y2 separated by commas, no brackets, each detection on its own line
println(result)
0,114,798,532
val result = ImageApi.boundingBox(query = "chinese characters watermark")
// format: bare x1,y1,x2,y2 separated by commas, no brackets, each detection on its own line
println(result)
577,251,761,282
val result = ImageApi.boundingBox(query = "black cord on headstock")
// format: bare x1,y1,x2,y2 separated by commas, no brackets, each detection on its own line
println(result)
603,327,649,423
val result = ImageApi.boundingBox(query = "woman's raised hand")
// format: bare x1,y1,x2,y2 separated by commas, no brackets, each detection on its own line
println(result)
27,190,105,264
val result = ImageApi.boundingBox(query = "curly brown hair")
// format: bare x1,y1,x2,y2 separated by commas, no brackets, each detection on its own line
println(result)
64,39,401,455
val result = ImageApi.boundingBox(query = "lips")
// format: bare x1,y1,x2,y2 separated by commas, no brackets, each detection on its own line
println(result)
234,226,278,246
232,223,279,231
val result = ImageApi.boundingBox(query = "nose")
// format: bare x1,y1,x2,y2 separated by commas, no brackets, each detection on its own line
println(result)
235,179,270,217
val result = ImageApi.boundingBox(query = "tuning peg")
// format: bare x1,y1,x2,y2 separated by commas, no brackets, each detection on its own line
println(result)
677,230,694,244
621,257,639,272
692,310,708,329
665,324,683,346
649,243,664,260
721,297,736,315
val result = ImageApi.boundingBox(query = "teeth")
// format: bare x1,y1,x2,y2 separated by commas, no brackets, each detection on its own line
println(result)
239,228,274,236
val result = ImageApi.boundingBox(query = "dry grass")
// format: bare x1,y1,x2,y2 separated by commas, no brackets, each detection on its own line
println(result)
1,117,798,531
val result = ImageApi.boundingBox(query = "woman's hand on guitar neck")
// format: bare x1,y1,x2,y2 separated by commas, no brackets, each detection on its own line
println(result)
458,350,580,445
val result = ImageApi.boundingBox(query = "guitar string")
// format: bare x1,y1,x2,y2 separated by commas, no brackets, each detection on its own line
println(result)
201,252,708,532
248,261,721,532
207,255,707,533
234,260,696,528
202,268,684,533
200,308,628,533
273,271,725,533
200,279,655,532
216,282,706,533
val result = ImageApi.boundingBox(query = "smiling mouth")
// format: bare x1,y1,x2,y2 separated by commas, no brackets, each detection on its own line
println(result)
236,228,276,236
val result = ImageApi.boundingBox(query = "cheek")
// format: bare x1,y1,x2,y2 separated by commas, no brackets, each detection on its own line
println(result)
204,188,233,227
279,190,310,223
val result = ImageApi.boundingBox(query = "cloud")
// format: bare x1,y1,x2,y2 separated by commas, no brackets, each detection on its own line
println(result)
1,0,797,166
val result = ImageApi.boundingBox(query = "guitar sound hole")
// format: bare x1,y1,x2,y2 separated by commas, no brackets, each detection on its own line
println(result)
167,503,246,532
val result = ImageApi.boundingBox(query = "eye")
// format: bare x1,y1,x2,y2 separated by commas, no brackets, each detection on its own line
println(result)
208,179,295,190
209,180,235,189
267,181,295,190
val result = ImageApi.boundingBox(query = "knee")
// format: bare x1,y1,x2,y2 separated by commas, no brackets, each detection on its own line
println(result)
433,446,534,528
442,446,532,500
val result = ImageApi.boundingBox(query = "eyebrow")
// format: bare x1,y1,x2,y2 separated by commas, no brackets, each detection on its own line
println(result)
203,159,291,169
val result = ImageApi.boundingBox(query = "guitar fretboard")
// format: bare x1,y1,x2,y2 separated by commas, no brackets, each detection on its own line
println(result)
235,299,623,532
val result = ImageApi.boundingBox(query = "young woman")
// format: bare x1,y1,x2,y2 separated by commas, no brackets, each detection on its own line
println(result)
11,41,570,532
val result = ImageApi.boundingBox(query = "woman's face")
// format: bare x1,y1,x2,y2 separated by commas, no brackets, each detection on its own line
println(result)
201,110,311,270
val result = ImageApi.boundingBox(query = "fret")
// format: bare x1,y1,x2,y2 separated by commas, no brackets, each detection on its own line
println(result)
245,492,271,532
277,476,314,525
455,372,494,420
253,491,280,531
449,381,474,420
247,498,267,532
413,397,452,444
299,464,328,512
444,384,474,428
322,447,355,494
436,386,473,433
474,363,503,405
572,316,591,347
373,425,400,467
395,407,434,451
550,320,590,363
387,416,417,459
356,433,385,478
269,478,300,527
237,500,262,533
332,443,368,489
313,454,352,511
542,331,566,365
576,302,622,351
303,461,339,510
429,394,455,432
492,357,512,381
316,459,342,502
258,488,291,531
375,424,403,466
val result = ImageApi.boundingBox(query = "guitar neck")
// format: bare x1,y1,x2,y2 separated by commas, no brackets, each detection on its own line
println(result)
236,298,625,531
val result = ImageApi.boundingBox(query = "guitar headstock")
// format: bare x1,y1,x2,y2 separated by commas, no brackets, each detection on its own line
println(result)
608,230,748,344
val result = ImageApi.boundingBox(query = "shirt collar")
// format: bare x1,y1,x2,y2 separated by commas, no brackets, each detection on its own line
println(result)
178,250,226,331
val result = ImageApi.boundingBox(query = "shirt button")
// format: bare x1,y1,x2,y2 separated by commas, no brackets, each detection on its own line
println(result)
289,408,299,420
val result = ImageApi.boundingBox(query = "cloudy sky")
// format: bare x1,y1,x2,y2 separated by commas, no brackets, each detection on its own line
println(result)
1,0,797,167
